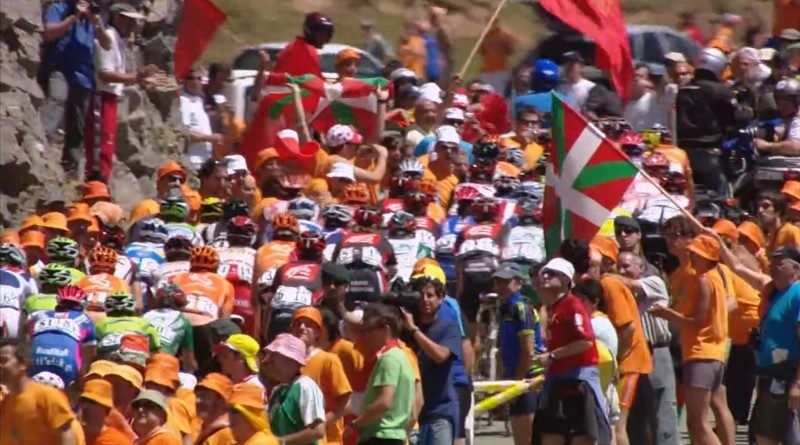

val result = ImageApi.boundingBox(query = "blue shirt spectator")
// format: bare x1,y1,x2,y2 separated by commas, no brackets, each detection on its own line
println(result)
422,33,441,81
756,281,800,368
499,291,544,379
417,313,462,426
438,296,470,387
44,0,98,90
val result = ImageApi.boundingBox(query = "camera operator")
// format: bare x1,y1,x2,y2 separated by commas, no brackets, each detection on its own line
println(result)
400,275,463,445
730,47,778,122
675,47,740,197
754,79,800,157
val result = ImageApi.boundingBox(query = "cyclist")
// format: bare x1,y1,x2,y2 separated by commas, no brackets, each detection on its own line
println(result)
288,196,322,234
253,212,299,291
500,197,545,301
45,236,86,283
96,225,138,284
340,183,371,213
197,197,225,241
455,197,504,340
402,179,441,252
332,206,396,305
26,285,96,388
0,243,38,337
218,216,258,335
143,283,196,372
386,211,433,284
260,231,326,342
151,235,194,291
124,217,168,303
169,245,234,374
320,204,352,261
22,263,73,324
203,199,251,248
94,290,159,356
76,246,132,323
159,188,202,246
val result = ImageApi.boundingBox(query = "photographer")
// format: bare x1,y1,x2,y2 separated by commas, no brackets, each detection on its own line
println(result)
400,275,462,445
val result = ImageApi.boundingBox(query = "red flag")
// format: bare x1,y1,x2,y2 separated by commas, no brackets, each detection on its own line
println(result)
174,0,226,79
539,0,632,100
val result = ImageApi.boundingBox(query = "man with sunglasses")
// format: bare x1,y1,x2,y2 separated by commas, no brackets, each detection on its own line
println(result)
613,216,658,278
421,126,462,209
500,106,547,172
181,68,223,170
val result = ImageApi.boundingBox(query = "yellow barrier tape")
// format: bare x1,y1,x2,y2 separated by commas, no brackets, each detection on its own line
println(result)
473,377,544,414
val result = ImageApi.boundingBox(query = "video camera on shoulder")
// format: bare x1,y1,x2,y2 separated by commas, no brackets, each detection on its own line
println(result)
376,278,421,312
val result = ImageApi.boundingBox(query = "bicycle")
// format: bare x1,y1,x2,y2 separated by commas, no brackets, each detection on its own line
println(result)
473,292,511,435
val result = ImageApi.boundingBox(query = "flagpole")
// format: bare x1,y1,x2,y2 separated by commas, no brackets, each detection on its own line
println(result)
288,83,312,143
457,0,510,79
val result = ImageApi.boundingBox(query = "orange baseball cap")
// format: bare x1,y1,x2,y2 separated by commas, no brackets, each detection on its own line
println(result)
781,180,800,202
230,383,265,410
67,202,94,223
196,372,233,402
20,215,44,231
20,230,45,249
254,148,279,173
157,161,187,181
42,212,69,233
0,230,20,246
291,306,323,330
81,379,114,409
130,200,161,224
336,48,361,65
687,234,720,262
83,181,111,201
590,235,619,263
737,221,765,248
712,219,738,242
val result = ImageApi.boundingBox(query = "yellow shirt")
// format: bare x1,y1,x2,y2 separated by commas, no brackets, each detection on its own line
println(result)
241,431,280,445
0,382,83,444
196,425,235,445
398,35,426,79
769,223,800,251
674,266,729,362
720,264,761,345
301,349,353,445
419,155,459,209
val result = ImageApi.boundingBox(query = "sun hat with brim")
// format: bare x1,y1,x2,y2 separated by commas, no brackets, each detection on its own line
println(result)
130,200,161,224
265,333,308,366
106,363,144,389
20,230,45,249
737,221,765,248
213,334,260,373
230,383,265,410
444,107,465,121
590,235,619,263
157,161,187,181
67,202,94,223
20,215,44,230
42,212,69,232
292,307,323,331
781,180,800,202
435,125,460,145
541,258,575,284
687,234,720,262
131,389,169,415
209,318,242,343
780,28,800,41
275,129,321,164
326,162,356,182
789,200,800,214
712,219,738,242
86,359,117,379
224,155,250,176
196,372,234,402
81,379,114,409
83,181,111,201
253,148,280,173
144,361,180,390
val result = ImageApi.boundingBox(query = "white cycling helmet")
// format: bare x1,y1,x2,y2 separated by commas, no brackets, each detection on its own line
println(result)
398,158,425,177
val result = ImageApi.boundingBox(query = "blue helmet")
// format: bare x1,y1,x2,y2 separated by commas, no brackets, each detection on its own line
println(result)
532,59,559,93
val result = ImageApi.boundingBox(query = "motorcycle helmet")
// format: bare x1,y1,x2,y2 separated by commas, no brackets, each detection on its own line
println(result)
303,12,334,47
532,58,559,92
46,236,80,263
0,243,26,268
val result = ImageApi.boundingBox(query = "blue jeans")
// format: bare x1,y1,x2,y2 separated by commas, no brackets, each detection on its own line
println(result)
416,418,453,445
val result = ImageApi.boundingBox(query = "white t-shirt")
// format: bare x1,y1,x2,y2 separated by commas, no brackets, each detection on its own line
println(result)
180,92,212,170
623,86,677,132
94,27,127,96
557,78,595,111
591,315,618,359
788,112,800,142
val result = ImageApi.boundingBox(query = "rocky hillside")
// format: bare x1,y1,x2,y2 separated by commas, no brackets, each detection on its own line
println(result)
0,0,189,228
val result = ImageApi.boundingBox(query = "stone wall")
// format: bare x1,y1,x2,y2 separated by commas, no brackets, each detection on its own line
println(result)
0,0,188,229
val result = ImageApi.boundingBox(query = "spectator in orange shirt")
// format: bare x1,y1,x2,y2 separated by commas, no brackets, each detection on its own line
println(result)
194,373,236,444
228,384,279,445
130,389,184,445
478,18,515,94
758,192,800,251
397,22,427,79
650,234,736,445
78,379,133,445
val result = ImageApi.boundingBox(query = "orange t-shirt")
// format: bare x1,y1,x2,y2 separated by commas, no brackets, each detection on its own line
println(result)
166,394,195,437
600,276,652,375
329,338,364,384
500,137,545,172
769,223,800,251
301,349,353,445
419,155,460,209
91,426,134,445
398,35,426,79
170,271,234,326
137,427,183,445
241,431,280,445
254,240,297,286
675,267,729,362
479,27,514,73
773,0,800,35
720,264,761,345
75,273,131,323
0,382,81,444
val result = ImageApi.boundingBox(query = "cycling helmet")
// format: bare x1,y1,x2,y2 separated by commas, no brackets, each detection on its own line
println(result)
223,200,250,219
516,197,540,222
398,158,425,178
38,264,73,288
505,148,525,169
138,217,169,244
279,174,310,190
200,198,224,221
104,290,136,313
664,171,688,194
228,216,257,240
354,206,382,228
493,175,520,194
0,243,26,268
342,184,370,205
99,227,126,251
470,197,500,221
190,246,220,270
403,190,431,209
511,181,544,203
454,183,490,202
321,204,353,224
159,191,189,222
532,58,559,92
775,78,800,102
297,230,326,255
31,371,65,390
288,197,318,221
473,140,501,163
165,235,194,252
57,285,87,304
89,246,118,271
469,163,496,183
388,211,417,233
618,130,646,157
46,236,80,263
273,212,300,237
390,176,419,196
155,283,187,308
643,152,670,177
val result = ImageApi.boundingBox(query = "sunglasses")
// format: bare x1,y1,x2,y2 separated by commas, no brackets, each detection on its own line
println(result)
518,119,541,126
186,76,202,81
444,119,465,126
167,175,185,183
615,227,639,235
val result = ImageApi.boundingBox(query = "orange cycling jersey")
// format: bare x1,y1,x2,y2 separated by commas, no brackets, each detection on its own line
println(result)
169,271,234,326
254,240,297,288
75,273,131,323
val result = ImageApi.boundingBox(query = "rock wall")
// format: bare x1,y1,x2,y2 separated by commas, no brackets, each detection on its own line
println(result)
0,0,188,229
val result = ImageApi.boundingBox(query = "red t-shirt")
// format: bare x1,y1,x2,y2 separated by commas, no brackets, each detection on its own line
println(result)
273,36,322,77
546,293,599,374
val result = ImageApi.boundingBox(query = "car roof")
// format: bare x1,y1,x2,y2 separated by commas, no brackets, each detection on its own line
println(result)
245,42,363,56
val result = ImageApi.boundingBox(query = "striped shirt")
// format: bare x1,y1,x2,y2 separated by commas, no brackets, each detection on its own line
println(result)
636,275,672,346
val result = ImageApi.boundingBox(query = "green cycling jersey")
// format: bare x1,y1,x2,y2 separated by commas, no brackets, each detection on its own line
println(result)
95,315,161,354
23,293,57,316
143,308,194,356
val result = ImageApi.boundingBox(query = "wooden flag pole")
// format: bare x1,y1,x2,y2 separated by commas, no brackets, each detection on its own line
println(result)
288,83,311,143
457,0,510,79
627,157,705,230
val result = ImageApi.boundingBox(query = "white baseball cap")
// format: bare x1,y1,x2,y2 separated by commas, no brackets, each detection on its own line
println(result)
541,258,575,284
326,124,363,148
326,162,356,182
224,155,249,175
436,125,461,145
444,107,465,121
419,82,443,104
